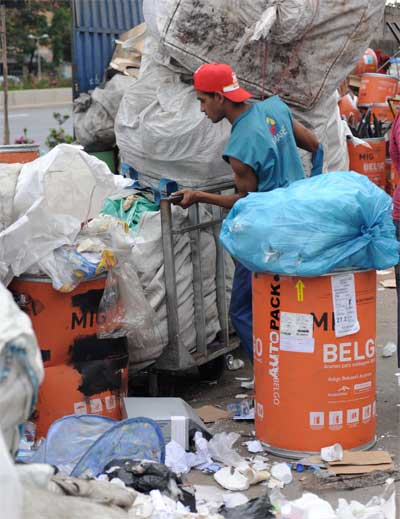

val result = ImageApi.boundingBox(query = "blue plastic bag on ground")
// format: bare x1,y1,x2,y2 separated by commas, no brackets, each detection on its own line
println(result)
220,171,399,276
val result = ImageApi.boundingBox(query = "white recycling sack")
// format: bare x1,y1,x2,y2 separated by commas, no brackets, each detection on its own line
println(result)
0,163,22,232
145,0,385,110
129,205,224,366
115,56,233,189
0,282,44,454
74,74,137,150
0,144,131,281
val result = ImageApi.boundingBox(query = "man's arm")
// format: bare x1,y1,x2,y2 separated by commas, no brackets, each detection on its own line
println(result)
293,119,319,153
172,158,258,209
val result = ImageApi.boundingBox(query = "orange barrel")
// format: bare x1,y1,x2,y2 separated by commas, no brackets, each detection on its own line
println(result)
358,74,398,105
338,94,361,124
347,137,386,188
0,144,40,163
353,48,378,76
34,358,128,438
253,270,376,457
9,275,128,438
9,275,119,367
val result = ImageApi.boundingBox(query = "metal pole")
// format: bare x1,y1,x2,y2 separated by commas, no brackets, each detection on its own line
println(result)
1,3,10,145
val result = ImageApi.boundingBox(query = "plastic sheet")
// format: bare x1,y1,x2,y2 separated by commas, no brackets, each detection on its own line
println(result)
220,171,399,276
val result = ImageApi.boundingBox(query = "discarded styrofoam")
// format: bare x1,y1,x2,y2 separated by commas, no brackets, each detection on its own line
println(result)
270,463,293,486
320,443,344,463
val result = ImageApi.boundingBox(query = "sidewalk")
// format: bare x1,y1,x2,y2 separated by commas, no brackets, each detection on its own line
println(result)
0,88,72,110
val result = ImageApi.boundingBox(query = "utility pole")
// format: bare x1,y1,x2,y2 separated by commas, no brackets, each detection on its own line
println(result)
0,1,10,145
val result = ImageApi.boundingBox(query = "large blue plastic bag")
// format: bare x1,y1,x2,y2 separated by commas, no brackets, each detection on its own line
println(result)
220,171,399,276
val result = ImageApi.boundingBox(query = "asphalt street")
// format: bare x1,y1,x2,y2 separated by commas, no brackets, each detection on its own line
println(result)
0,104,73,151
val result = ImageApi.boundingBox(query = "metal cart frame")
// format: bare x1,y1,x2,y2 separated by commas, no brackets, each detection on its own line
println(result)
153,182,240,375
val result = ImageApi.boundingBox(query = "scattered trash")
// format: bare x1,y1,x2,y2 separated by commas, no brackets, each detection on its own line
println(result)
243,440,264,454
166,433,214,475
234,394,248,399
102,459,182,497
382,342,397,358
271,478,396,518
320,443,344,463
270,463,293,486
214,467,250,492
395,373,400,386
208,433,245,468
222,493,249,509
240,379,255,390
226,355,245,371
302,450,394,477
220,494,275,518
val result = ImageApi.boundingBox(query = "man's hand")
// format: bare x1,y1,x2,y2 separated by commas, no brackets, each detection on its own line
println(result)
171,189,198,209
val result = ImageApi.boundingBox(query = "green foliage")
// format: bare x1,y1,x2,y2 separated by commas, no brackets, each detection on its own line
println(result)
49,1,72,65
45,112,74,149
5,0,71,74
6,1,49,73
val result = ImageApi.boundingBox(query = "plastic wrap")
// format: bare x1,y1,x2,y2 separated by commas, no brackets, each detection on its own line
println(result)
220,171,399,276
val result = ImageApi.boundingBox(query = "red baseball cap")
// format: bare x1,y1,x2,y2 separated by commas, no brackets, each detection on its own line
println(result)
194,63,252,103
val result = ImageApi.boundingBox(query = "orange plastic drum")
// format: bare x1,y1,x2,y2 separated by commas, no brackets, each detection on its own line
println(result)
358,74,398,105
353,48,378,75
348,138,386,188
10,275,128,438
338,94,361,123
9,276,112,367
35,360,128,438
253,270,377,457
0,144,40,163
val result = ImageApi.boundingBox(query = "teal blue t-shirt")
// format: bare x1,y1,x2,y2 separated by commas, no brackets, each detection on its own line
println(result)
223,96,305,192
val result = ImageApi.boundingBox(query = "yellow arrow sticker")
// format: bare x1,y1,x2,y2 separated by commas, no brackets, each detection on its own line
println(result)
296,280,305,302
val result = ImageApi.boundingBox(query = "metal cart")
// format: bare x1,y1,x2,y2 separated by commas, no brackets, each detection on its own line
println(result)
150,183,240,393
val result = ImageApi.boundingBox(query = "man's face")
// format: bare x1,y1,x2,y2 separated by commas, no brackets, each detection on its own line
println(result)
196,90,225,123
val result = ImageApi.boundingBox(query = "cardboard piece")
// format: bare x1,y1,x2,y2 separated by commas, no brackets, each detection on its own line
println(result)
329,451,392,466
328,463,394,476
195,405,229,423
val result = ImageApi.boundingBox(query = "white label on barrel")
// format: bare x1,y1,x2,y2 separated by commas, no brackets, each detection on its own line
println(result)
331,273,360,338
280,312,315,353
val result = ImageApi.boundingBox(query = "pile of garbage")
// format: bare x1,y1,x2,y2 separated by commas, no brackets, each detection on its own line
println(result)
0,282,396,518
0,144,232,368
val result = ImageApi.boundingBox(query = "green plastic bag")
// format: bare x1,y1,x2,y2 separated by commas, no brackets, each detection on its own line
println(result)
101,193,158,229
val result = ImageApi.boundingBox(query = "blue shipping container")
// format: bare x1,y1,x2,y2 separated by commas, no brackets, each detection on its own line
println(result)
72,0,144,97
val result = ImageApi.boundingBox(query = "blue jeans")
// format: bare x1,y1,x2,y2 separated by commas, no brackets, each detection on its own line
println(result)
229,262,253,362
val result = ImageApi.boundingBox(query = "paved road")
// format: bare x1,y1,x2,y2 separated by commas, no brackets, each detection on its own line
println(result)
0,104,73,152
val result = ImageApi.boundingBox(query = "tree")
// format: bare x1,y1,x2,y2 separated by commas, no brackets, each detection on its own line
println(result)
5,0,49,74
49,0,71,66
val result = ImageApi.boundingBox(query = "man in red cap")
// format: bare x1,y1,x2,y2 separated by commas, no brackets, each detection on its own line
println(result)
173,63,320,361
